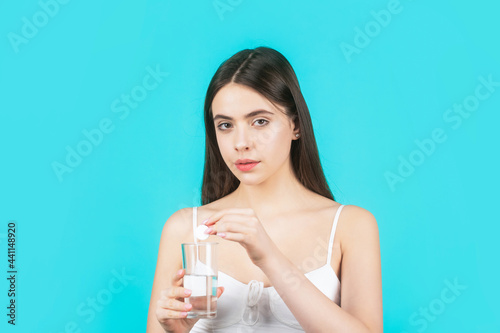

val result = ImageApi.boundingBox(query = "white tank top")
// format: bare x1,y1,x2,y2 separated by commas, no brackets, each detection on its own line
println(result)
189,205,345,332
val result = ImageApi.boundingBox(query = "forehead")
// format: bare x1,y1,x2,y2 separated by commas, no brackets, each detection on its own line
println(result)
212,83,286,118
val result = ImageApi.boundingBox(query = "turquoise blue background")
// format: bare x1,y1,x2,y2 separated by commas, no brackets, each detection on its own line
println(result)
1,0,499,332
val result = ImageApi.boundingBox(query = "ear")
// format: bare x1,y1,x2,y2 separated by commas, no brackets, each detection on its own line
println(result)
290,115,300,139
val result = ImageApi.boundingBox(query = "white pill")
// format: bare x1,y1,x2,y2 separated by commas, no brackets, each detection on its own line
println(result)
196,224,209,240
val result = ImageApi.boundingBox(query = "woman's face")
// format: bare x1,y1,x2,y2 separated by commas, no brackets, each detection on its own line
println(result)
211,83,299,184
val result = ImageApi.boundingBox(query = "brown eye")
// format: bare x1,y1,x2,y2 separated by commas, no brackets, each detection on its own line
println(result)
255,119,269,126
217,123,231,130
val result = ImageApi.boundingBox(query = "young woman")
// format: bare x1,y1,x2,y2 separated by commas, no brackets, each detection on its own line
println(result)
147,47,383,333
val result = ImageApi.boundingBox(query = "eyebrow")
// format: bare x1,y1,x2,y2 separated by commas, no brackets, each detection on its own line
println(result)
213,110,274,122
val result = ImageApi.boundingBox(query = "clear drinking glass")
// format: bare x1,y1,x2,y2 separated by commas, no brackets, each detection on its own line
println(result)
181,242,218,318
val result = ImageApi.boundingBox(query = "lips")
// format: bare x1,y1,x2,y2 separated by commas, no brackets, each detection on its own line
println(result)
235,159,259,165
235,160,259,171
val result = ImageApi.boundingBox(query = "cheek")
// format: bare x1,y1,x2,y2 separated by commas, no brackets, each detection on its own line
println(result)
257,128,291,157
217,136,232,159
255,123,286,147
217,136,243,170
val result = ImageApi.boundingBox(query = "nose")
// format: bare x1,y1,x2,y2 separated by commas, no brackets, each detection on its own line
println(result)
234,127,252,151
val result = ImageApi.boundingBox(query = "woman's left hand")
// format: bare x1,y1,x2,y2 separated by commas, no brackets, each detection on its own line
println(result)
203,208,277,268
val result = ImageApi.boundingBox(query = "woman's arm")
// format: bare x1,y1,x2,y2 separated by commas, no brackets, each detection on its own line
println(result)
261,205,383,333
146,208,191,333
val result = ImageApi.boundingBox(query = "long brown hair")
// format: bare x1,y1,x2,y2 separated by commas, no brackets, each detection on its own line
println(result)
201,46,335,205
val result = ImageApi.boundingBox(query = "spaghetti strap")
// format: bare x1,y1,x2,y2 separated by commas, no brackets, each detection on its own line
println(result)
192,206,197,243
327,205,345,266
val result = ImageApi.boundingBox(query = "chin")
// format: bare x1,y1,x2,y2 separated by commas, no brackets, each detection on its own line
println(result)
235,175,263,185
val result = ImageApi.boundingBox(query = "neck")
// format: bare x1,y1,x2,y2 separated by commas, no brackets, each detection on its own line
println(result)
227,159,315,219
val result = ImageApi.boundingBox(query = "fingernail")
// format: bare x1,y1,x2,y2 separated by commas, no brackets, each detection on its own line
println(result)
217,232,226,238
185,303,192,310
202,219,209,225
181,311,188,316
184,289,192,296
204,227,212,234
177,269,183,276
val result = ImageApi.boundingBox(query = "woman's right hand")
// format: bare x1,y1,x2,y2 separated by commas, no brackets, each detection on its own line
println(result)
156,269,224,333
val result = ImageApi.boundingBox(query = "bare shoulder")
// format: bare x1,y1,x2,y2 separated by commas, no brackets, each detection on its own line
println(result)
340,205,378,228
156,207,194,270
339,205,379,246
162,207,193,237
156,207,195,270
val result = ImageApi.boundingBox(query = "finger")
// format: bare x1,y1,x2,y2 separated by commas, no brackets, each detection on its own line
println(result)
157,307,189,320
172,269,184,286
211,221,254,237
157,297,193,312
215,231,245,241
216,286,224,298
204,208,254,226
162,286,192,299
205,215,253,234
